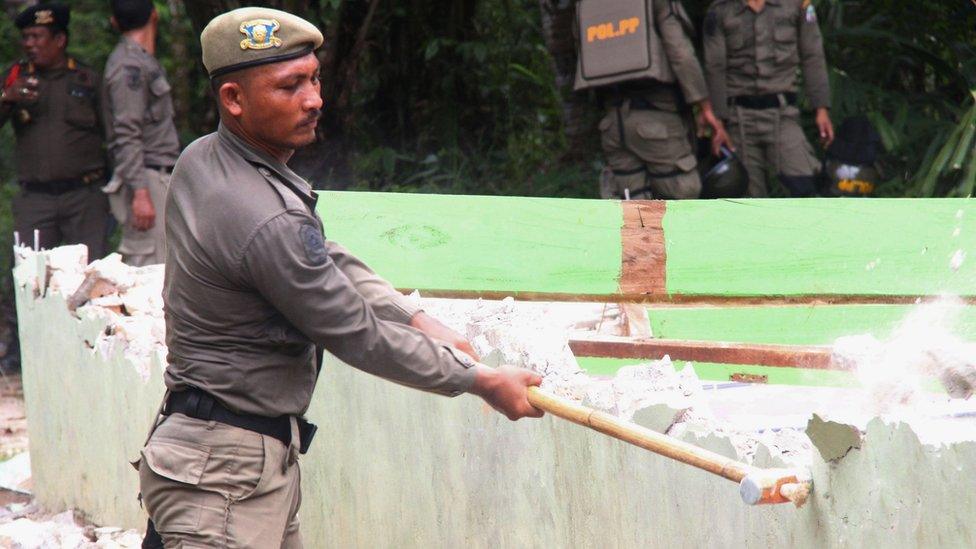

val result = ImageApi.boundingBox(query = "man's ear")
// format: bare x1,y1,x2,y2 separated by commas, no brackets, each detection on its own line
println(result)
109,16,120,32
54,31,67,49
219,81,245,117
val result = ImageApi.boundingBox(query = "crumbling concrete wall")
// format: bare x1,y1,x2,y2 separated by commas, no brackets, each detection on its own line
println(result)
14,251,976,547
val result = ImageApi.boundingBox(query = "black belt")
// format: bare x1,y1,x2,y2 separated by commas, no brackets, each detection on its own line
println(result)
728,92,797,110
606,82,688,112
20,168,105,194
163,388,317,454
146,164,175,174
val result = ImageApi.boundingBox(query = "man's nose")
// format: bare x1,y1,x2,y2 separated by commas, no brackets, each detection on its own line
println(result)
303,87,323,111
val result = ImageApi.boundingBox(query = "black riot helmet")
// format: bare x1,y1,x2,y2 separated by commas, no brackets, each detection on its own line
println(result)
700,145,748,199
821,115,882,197
823,159,879,197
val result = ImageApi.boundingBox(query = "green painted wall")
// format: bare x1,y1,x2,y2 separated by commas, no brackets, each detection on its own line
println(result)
317,192,623,295
16,279,976,548
664,199,976,297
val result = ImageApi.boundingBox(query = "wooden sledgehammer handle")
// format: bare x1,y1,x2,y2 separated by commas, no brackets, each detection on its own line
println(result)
526,387,810,506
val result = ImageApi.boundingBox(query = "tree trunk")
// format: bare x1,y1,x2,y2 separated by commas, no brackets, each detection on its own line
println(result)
537,0,592,162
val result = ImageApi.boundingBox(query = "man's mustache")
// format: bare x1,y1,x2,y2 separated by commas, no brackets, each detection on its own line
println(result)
300,110,321,126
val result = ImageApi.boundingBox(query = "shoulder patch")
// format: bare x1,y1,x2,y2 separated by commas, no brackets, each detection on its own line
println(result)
804,3,817,23
299,224,329,265
123,65,142,90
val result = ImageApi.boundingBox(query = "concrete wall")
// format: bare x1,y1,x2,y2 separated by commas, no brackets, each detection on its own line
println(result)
15,266,976,548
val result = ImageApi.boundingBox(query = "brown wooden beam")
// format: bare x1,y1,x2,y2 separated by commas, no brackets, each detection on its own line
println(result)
402,289,976,306
568,338,837,370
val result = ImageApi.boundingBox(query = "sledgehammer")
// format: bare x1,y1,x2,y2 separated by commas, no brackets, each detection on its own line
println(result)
526,387,811,507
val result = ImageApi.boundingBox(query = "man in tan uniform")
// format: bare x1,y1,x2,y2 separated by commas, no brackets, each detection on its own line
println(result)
1,3,108,259
103,0,180,266
138,8,542,547
586,0,730,199
704,0,835,197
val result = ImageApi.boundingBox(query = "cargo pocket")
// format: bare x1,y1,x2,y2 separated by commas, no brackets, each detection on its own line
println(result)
140,439,211,534
631,118,680,166
675,154,697,173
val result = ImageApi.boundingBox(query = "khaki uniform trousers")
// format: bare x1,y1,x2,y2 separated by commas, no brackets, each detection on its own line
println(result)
599,102,700,200
139,413,303,548
12,183,109,260
107,168,170,266
727,104,821,197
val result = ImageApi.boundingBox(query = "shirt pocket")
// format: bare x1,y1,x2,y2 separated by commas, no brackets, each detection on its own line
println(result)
148,75,174,122
723,18,748,50
773,20,799,64
64,84,97,128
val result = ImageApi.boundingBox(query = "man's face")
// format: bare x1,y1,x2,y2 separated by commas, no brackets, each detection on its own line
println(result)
236,54,323,152
21,26,66,68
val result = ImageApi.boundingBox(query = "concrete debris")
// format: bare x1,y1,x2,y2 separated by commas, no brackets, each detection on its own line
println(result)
0,453,31,493
833,296,976,413
14,249,167,380
0,508,141,549
805,414,862,461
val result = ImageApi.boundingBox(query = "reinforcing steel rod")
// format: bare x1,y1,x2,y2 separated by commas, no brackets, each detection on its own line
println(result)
526,387,811,507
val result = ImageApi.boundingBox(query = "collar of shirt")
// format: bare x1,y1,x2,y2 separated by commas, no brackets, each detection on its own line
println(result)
735,0,781,14
122,36,151,59
216,122,318,208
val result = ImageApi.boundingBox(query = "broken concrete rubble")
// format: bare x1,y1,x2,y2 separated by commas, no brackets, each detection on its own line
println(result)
12,246,976,546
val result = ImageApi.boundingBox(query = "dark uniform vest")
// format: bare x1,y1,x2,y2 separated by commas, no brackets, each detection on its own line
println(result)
574,0,693,91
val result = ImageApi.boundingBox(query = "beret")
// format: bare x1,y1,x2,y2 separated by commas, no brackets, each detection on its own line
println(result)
15,3,69,33
201,7,323,78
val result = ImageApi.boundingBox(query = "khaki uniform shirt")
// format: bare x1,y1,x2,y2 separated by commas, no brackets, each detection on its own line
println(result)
103,37,180,189
163,124,476,417
703,0,830,119
0,60,105,182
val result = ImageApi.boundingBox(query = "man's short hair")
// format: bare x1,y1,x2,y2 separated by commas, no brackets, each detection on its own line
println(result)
110,0,154,32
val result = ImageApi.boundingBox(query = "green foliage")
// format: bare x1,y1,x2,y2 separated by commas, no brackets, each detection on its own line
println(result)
3,0,976,200
815,0,976,197
345,0,585,197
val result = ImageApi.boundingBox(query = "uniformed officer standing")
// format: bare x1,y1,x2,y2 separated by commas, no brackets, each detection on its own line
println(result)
581,0,730,200
703,0,835,197
103,0,180,266
137,8,542,547
0,3,108,259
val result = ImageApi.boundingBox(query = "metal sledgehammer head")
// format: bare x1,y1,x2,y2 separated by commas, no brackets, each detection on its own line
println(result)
739,469,812,507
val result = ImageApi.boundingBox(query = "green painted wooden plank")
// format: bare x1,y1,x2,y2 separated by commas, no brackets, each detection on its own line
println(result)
647,305,976,345
575,357,856,387
317,192,623,295
575,357,944,391
664,198,976,296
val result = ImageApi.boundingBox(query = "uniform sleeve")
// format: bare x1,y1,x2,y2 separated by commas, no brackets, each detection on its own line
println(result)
326,240,421,324
703,5,729,119
654,0,708,104
104,64,150,189
241,212,477,396
797,2,830,109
